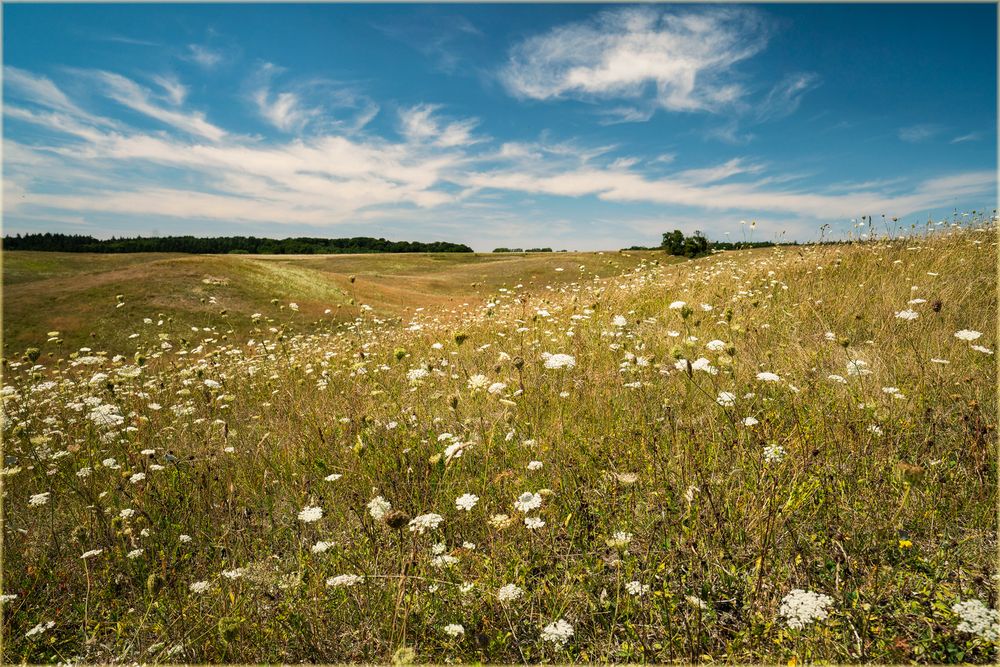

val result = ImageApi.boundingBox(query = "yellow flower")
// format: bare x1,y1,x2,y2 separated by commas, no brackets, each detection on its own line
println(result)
898,539,912,549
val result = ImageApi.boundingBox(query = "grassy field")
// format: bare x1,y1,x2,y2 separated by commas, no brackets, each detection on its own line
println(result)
2,250,663,355
1,228,997,663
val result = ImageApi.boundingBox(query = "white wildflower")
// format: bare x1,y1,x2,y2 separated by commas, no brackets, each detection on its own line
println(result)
626,580,650,596
298,505,323,523
408,513,444,534
542,353,576,370
467,374,490,391
326,574,364,588
189,581,210,594
607,531,633,548
716,391,736,407
541,619,574,647
455,493,479,511
367,496,391,521
955,330,983,341
497,583,525,603
763,444,786,464
778,589,833,629
312,541,333,554
952,599,1000,641
514,492,542,513
524,517,545,530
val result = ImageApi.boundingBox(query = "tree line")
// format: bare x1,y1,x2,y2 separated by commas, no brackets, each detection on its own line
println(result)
3,233,474,254
491,247,559,253
625,230,778,257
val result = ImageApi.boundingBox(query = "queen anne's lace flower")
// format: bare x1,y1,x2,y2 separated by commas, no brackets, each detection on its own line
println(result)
189,580,210,594
467,374,490,391
326,574,363,588
497,583,524,603
443,623,465,637
952,599,1000,641
778,589,833,629
455,493,479,511
542,353,576,370
626,580,650,596
367,496,391,521
955,329,983,341
541,619,574,647
514,492,542,513
298,505,323,523
408,513,444,534
406,368,429,384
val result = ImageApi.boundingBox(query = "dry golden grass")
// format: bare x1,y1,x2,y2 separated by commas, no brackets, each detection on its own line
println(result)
2,250,665,354
1,227,996,663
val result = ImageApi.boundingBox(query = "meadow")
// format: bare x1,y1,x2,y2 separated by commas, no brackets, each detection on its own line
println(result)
1,224,997,663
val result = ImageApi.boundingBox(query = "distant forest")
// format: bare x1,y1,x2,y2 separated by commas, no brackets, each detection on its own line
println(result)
3,233,474,254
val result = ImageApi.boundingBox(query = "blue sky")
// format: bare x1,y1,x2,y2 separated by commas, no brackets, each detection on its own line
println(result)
3,3,997,250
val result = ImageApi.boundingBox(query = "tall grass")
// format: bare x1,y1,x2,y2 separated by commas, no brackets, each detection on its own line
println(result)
2,223,996,663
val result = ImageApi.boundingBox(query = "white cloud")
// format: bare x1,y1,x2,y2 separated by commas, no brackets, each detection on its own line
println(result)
398,104,483,147
461,157,995,222
152,75,188,106
898,124,942,143
501,7,769,113
254,88,314,133
5,73,469,227
3,67,118,130
951,132,984,144
183,44,224,69
4,64,994,242
756,73,819,122
90,70,225,141
250,63,380,134
674,157,764,185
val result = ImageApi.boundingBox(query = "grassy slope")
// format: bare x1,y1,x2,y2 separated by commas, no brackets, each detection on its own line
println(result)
1,231,996,663
2,250,663,355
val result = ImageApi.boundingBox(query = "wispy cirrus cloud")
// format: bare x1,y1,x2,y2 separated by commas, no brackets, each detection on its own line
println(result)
501,7,770,114
475,166,995,221
86,70,226,141
3,64,993,245
398,103,483,147
250,62,380,134
151,74,188,106
182,44,225,69
756,72,820,122
251,63,317,133
898,123,943,143
4,67,103,121
374,13,482,74
951,131,984,144
4,68,468,226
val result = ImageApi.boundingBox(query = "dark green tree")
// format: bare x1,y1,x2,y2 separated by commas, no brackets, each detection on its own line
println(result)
662,230,685,255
